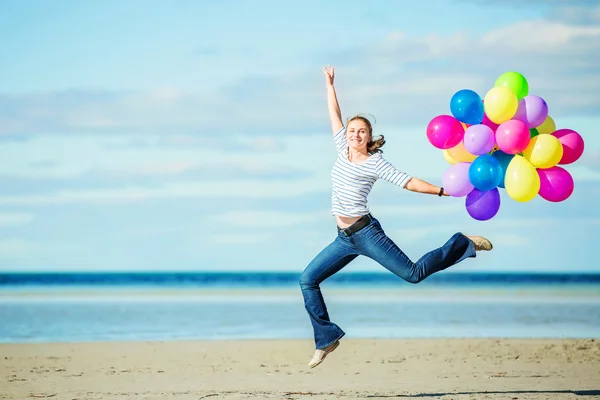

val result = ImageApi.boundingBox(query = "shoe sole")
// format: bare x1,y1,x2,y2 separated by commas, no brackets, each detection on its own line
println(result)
308,341,340,368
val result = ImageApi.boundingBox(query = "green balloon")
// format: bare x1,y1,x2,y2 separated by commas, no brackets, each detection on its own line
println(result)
530,128,539,139
494,71,529,100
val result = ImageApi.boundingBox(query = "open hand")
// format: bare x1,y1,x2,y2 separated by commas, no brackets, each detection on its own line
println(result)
323,64,335,86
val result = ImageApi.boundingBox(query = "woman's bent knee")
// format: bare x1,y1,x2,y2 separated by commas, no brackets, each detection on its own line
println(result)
405,274,422,284
299,272,318,289
405,268,424,284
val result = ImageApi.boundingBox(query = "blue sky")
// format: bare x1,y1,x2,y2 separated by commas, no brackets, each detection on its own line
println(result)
1,0,599,273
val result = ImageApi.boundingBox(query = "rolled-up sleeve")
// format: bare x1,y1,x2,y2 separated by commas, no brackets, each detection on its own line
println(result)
333,126,348,153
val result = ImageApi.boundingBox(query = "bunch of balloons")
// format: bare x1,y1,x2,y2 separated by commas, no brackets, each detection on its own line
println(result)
426,71,585,221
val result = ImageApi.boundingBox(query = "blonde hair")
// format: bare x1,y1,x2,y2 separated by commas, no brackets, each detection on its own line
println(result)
346,114,385,154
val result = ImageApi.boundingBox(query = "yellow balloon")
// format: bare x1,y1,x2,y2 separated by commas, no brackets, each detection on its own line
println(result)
442,149,457,165
484,87,518,124
447,140,477,163
522,134,564,169
536,115,556,135
504,155,540,202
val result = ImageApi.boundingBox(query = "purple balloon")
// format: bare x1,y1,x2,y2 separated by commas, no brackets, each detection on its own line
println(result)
465,187,501,221
513,95,549,128
463,124,495,155
442,162,474,197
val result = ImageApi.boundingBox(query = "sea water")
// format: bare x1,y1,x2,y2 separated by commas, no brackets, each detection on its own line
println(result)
1,272,599,343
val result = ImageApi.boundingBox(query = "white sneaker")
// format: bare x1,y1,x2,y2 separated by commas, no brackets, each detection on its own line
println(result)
308,340,340,368
466,235,493,251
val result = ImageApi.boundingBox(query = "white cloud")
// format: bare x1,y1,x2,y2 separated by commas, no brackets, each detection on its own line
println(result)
101,161,200,177
480,20,600,51
0,239,38,256
212,211,327,228
210,203,468,230
0,178,330,206
1,121,597,210
1,18,598,137
459,0,598,7
373,203,465,217
0,132,323,180
210,206,493,239
550,4,600,25
384,227,439,244
209,233,272,245
1,16,597,215
493,217,600,229
578,149,600,173
490,234,533,247
0,212,34,227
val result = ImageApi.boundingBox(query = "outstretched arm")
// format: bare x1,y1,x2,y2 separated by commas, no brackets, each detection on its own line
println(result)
324,65,344,134
405,177,449,196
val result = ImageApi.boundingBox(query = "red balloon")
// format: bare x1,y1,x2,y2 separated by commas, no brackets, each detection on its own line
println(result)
552,129,585,164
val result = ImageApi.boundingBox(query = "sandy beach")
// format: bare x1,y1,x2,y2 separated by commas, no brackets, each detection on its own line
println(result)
2,338,599,400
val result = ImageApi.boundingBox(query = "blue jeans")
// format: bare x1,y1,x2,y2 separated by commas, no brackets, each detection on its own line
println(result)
299,215,476,349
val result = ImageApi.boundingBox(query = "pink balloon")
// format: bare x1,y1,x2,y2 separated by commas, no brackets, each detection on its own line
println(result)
537,166,574,202
513,95,549,128
552,129,585,164
481,112,499,132
495,119,530,154
426,115,465,149
463,124,495,155
442,162,474,197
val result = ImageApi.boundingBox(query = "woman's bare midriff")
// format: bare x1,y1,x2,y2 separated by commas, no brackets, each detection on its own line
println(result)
336,215,362,229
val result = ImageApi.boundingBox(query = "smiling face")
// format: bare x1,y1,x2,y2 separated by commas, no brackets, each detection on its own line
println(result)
346,118,372,152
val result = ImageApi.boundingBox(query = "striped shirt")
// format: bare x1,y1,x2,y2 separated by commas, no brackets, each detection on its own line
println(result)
331,126,412,217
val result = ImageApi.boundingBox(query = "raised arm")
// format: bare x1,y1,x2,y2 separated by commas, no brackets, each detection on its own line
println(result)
324,65,344,134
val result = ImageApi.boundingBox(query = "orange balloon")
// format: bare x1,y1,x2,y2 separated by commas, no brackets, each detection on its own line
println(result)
443,149,457,165
447,141,477,163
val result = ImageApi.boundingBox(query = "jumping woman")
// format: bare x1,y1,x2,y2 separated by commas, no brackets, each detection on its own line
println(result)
299,65,493,368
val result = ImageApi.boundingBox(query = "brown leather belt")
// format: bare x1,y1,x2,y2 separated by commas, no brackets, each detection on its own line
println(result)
337,213,373,236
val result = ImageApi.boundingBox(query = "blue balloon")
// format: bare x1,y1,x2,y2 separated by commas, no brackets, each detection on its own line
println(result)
490,150,514,189
469,155,503,191
450,89,484,125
